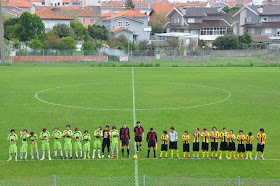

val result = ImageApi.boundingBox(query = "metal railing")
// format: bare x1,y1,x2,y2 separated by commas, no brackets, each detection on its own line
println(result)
1,175,280,186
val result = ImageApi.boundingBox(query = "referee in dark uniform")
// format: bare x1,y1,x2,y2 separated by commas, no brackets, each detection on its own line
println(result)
146,128,157,158
134,121,144,153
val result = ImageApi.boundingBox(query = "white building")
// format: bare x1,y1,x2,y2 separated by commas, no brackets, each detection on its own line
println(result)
35,9,74,32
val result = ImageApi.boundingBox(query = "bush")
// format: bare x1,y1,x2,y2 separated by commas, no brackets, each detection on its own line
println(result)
213,35,239,50
82,41,96,55
29,39,44,50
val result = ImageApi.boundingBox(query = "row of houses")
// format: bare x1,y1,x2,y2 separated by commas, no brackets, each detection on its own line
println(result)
2,0,280,47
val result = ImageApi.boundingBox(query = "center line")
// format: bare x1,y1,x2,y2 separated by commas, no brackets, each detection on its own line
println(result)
132,68,138,186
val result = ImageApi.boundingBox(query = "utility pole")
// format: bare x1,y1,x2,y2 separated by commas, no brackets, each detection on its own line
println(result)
0,0,6,64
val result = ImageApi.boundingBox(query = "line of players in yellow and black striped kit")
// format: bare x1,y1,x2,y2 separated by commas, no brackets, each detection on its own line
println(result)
7,123,267,161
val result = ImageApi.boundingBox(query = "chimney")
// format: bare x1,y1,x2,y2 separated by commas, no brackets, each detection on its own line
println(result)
257,6,263,14
110,11,114,19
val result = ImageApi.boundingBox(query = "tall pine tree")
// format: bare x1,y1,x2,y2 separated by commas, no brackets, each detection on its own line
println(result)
125,0,135,10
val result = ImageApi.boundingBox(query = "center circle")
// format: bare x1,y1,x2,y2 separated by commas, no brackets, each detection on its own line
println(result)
35,82,231,111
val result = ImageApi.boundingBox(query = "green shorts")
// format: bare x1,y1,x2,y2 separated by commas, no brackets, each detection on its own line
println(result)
9,144,17,154
53,141,62,150
94,141,102,149
41,142,50,151
30,143,38,152
111,141,118,150
20,143,28,153
83,143,90,151
74,142,82,150
64,141,72,150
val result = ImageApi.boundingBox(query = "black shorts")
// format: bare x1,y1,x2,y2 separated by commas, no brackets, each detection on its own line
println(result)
220,142,228,151
102,138,110,147
135,136,142,142
193,142,199,151
246,144,253,151
257,144,265,152
161,144,168,151
148,141,156,148
202,142,209,151
229,142,236,151
121,139,129,146
169,141,177,149
183,144,189,152
237,144,245,153
211,142,218,151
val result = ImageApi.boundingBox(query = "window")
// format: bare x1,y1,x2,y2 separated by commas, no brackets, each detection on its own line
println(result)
90,19,94,23
250,28,255,34
275,17,277,22
124,21,129,26
261,17,268,22
246,17,251,23
42,2,45,5
188,18,195,23
118,21,123,27
277,28,280,36
265,28,272,34
177,18,180,23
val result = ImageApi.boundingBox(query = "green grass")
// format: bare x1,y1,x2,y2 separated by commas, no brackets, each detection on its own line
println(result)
0,66,280,180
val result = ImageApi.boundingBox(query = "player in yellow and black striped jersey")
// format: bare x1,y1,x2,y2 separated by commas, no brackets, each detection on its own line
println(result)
210,127,219,159
192,128,200,159
182,130,190,159
246,132,254,159
255,128,266,160
201,128,210,160
237,130,245,159
219,127,229,159
159,131,168,159
228,130,236,159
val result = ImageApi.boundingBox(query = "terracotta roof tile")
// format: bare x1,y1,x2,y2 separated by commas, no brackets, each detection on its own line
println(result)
151,4,183,15
110,27,135,33
100,9,149,19
2,0,34,8
35,9,74,20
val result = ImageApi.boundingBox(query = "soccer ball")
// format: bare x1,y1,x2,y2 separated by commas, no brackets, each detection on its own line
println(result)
133,155,138,160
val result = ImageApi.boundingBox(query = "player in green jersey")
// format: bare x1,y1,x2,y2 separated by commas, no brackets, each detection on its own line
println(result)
40,128,51,160
52,126,64,160
63,125,73,160
73,127,83,159
7,129,18,161
19,129,30,161
82,130,91,159
29,132,39,160
93,126,103,159
110,126,119,158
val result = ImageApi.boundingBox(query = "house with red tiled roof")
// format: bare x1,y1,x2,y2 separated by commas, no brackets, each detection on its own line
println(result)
54,7,100,27
35,9,74,32
100,9,151,42
149,4,185,24
2,0,36,13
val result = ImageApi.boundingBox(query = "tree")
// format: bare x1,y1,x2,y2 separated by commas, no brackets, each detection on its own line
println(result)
238,34,253,45
15,12,45,42
137,40,156,51
124,0,135,10
50,24,75,38
45,33,61,50
82,40,96,55
4,18,19,40
59,37,77,50
29,39,44,50
150,13,169,33
213,35,239,50
70,20,90,41
88,25,108,41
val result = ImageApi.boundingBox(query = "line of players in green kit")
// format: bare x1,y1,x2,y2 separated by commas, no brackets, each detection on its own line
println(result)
7,124,267,161
7,125,120,161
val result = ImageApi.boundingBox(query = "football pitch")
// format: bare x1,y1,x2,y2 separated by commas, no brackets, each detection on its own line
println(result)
0,65,279,180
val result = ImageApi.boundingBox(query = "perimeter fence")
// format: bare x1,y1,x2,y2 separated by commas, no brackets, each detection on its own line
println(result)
1,175,280,186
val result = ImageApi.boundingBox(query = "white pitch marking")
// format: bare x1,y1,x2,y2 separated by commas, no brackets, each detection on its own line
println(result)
132,68,139,186
34,82,232,111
